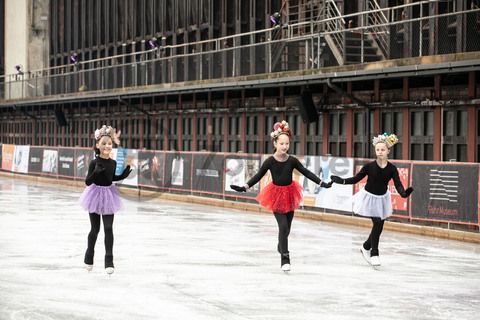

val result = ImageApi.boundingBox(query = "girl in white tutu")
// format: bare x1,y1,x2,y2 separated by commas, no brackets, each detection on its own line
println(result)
331,133,413,267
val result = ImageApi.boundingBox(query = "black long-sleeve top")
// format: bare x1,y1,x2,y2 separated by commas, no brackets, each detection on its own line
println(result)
343,160,407,196
85,157,126,186
246,156,321,187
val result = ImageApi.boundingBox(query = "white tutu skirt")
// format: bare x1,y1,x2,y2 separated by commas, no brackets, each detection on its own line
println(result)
352,188,392,220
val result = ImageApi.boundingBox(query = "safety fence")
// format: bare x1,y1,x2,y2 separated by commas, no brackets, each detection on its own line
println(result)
1,143,478,231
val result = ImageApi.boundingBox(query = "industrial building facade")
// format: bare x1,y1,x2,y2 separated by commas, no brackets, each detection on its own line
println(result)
0,0,480,162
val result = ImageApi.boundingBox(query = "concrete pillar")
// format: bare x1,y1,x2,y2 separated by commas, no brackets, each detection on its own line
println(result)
4,0,49,99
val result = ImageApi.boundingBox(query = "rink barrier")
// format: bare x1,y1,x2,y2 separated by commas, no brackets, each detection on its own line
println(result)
1,170,479,244
1,144,479,239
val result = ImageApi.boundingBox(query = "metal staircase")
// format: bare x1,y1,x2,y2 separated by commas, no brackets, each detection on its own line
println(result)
344,31,383,64
270,0,390,68
324,0,347,65
312,0,389,65
365,0,390,60
271,0,348,70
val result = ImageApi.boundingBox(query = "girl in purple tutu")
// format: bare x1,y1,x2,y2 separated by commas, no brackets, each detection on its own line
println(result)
230,120,332,272
79,125,132,274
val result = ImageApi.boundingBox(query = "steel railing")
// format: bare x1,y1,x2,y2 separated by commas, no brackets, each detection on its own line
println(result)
1,1,479,101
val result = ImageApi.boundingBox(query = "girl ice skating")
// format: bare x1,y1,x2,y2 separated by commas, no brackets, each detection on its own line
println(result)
79,125,132,274
231,120,332,271
331,133,413,267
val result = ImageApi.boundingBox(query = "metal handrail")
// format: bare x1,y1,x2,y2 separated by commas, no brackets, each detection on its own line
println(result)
324,0,346,65
1,0,467,79
331,7,480,36
3,0,449,79
0,15,475,80
367,0,390,59
1,2,479,101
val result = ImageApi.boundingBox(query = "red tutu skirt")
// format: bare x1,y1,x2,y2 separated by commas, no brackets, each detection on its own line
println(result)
255,181,303,214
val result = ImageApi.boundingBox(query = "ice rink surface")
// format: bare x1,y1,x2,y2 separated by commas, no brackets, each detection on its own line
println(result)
0,178,479,320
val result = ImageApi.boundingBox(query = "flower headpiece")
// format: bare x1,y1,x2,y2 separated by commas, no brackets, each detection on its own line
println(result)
94,125,121,145
372,132,398,148
270,120,292,140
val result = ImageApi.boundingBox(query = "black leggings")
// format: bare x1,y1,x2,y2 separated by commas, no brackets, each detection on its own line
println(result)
363,217,385,256
85,213,114,262
274,211,294,254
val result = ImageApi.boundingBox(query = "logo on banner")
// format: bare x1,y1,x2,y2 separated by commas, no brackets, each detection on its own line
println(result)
428,169,458,203
427,169,459,217
412,163,477,223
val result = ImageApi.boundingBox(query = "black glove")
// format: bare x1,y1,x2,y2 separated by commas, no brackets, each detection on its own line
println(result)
330,175,344,184
403,187,414,198
230,184,247,192
121,165,132,179
320,181,333,188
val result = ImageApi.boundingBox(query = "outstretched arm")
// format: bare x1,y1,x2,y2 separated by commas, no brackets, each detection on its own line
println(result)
245,158,271,189
113,165,132,181
293,157,331,188
392,168,413,198
231,158,270,193
331,165,367,185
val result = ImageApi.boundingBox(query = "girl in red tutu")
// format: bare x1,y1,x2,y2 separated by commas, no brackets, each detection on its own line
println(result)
231,120,332,271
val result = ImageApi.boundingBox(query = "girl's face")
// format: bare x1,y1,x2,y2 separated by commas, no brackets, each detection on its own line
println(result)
274,134,290,155
375,142,390,159
96,136,113,158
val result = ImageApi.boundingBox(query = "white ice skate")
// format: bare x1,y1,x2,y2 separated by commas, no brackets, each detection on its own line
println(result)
370,256,381,267
85,264,93,272
105,267,114,275
360,247,371,265
281,263,291,272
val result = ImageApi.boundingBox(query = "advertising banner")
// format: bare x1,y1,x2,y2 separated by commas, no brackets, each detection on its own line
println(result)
28,147,44,173
118,149,138,187
75,149,94,178
300,155,337,208
411,163,478,223
2,140,478,228
353,160,411,215
13,145,30,173
310,156,354,212
224,155,261,196
58,148,75,177
164,152,192,190
138,151,165,188
42,149,59,174
1,144,14,171
192,153,223,194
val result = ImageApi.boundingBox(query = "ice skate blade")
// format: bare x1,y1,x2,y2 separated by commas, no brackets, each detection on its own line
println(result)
281,264,291,272
105,267,114,275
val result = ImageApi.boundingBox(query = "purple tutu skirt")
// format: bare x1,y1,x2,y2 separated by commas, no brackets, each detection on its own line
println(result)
79,184,122,215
